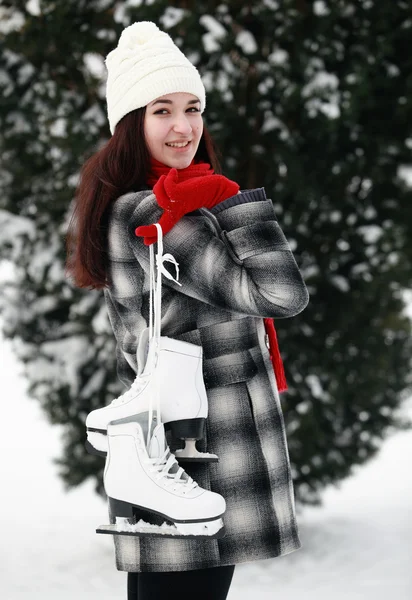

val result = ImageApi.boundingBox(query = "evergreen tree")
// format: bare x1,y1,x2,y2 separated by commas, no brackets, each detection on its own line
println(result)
0,0,411,504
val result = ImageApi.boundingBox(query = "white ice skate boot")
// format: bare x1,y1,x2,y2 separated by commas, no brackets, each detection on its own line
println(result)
96,413,226,539
85,326,217,463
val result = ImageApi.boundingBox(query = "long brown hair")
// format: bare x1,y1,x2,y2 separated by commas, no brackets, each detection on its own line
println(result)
65,107,223,290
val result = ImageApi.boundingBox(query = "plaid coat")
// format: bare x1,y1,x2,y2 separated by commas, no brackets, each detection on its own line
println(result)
103,186,309,573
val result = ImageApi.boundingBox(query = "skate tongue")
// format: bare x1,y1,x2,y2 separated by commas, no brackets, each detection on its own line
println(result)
147,422,167,458
111,414,190,482
136,327,150,375
147,423,189,481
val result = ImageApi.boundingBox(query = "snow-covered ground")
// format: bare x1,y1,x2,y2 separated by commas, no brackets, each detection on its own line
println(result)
0,328,411,600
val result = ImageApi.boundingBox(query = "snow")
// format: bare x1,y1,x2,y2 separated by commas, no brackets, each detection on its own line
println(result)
330,210,342,222
305,374,330,400
0,6,25,34
123,0,143,7
200,15,227,53
263,0,279,9
357,224,384,244
397,165,412,187
102,516,224,537
83,53,106,81
235,30,258,55
81,102,107,130
336,238,350,251
313,1,330,16
257,77,275,94
49,117,67,138
0,209,36,248
260,113,290,139
159,7,186,30
26,0,41,16
402,290,412,319
268,48,289,66
302,69,341,119
0,326,411,598
16,62,35,85
330,274,350,292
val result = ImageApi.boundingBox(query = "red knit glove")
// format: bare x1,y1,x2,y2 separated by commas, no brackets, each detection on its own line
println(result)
135,168,240,245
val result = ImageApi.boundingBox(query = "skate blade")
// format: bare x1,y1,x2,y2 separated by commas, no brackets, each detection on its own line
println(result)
96,517,226,539
174,449,219,463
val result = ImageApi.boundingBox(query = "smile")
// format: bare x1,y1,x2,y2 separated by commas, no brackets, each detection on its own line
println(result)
165,141,192,152
166,141,191,148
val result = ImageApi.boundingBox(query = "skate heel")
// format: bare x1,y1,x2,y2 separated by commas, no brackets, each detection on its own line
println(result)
85,430,108,458
108,496,177,529
167,417,205,440
167,418,219,464
85,439,107,458
109,497,134,519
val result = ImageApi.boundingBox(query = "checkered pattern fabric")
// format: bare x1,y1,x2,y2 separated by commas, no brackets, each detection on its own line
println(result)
102,187,309,572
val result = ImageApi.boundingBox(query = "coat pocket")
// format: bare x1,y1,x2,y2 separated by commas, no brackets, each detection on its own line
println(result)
203,349,258,389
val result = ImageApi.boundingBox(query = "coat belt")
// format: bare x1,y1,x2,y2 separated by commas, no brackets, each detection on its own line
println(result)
174,318,261,389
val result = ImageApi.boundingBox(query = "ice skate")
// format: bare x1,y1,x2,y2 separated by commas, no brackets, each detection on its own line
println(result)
85,326,218,463
86,222,217,463
96,413,226,539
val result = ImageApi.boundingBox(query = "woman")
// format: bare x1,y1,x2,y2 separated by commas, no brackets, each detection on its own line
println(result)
66,21,309,600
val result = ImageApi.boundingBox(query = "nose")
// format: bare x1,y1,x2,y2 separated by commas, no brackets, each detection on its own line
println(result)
172,113,192,136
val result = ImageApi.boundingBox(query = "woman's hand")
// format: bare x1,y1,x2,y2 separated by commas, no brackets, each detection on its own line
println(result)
135,168,239,245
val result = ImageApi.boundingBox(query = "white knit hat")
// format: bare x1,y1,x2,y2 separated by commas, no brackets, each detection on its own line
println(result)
105,21,206,135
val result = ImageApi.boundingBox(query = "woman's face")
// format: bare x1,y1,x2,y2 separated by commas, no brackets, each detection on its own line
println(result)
144,92,204,169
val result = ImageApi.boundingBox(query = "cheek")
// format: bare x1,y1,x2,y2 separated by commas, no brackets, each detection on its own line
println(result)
145,119,167,147
194,121,203,139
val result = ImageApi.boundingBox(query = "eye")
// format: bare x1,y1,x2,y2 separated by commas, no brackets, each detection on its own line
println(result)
154,107,200,114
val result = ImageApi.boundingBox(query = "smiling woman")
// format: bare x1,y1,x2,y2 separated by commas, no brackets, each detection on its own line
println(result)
65,19,309,600
144,93,204,168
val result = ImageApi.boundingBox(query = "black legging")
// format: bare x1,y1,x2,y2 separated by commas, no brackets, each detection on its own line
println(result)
127,564,235,599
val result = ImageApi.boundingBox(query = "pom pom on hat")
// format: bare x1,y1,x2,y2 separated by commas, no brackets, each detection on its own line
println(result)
105,21,206,135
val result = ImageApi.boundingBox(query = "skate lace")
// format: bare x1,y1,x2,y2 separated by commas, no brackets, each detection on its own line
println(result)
146,448,198,494
110,374,149,407
145,224,182,446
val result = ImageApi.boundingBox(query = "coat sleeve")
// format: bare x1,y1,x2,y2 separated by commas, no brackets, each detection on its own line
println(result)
127,188,309,319
102,288,139,387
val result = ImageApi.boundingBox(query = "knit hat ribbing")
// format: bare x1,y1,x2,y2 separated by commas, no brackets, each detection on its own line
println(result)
105,21,206,135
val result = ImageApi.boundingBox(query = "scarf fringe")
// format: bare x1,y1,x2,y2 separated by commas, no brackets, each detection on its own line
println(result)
263,318,288,393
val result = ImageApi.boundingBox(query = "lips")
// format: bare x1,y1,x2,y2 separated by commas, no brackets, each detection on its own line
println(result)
166,141,191,147
165,140,192,152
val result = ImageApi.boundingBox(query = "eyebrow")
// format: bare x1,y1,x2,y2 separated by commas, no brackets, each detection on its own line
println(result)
150,98,200,107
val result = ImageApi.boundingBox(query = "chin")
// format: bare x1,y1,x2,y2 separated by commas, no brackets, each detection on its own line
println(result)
172,156,195,169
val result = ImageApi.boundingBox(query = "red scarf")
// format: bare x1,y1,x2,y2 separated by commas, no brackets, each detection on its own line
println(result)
147,157,214,187
147,157,288,393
